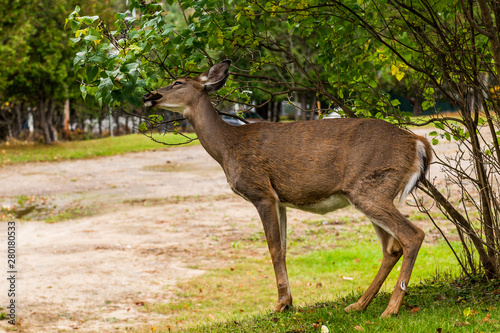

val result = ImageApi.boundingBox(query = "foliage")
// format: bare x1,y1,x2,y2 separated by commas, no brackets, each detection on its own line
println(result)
0,0,126,143
68,1,500,278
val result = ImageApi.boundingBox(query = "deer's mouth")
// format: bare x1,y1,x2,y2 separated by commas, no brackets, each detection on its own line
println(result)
142,93,163,107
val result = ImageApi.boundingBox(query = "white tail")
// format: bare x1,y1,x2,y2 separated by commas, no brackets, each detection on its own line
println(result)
399,140,429,206
143,60,432,317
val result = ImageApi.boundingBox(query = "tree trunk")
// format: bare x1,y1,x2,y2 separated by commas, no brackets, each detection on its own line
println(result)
98,112,103,138
15,104,22,137
47,99,58,142
114,112,119,135
272,101,280,122
301,93,308,121
63,99,70,140
39,98,52,144
311,94,317,120
293,92,300,120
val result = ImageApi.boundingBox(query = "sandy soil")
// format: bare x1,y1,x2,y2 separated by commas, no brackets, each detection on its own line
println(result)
0,127,455,332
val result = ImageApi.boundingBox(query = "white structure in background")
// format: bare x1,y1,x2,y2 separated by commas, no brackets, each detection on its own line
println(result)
70,115,140,135
27,111,34,132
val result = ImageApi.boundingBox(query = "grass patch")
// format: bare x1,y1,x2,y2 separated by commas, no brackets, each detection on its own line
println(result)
0,195,96,222
142,237,462,331
180,278,500,333
0,133,198,165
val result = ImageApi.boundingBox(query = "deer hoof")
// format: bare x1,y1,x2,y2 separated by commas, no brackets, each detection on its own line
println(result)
344,303,363,313
380,309,398,318
274,297,293,312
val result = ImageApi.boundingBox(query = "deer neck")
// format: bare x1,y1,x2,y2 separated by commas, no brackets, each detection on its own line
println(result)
184,94,231,164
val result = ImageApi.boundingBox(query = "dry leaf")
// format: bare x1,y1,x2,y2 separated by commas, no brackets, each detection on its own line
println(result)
454,321,469,327
341,275,354,280
354,325,364,331
312,323,320,329
208,314,216,320
410,307,420,314
481,313,491,323
436,328,442,333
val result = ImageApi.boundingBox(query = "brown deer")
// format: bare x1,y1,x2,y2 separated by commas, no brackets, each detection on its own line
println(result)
143,60,432,317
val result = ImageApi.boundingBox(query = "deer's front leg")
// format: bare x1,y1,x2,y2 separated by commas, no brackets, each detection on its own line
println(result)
255,200,292,312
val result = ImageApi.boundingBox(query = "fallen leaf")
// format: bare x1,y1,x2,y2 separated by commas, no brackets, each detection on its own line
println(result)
492,289,500,295
312,323,320,329
208,314,215,320
410,307,420,314
481,313,491,323
353,258,360,263
436,328,442,333
354,325,364,331
341,276,354,280
455,321,470,327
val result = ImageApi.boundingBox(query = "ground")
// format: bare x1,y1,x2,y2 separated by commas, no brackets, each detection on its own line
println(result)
0,128,455,332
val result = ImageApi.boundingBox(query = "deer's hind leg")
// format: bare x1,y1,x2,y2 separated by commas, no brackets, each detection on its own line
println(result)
347,194,425,317
345,224,403,313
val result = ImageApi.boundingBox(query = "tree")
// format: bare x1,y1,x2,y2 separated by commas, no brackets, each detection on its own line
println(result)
0,0,125,143
68,0,500,278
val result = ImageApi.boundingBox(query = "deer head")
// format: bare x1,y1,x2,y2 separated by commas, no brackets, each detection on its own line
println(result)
142,60,231,115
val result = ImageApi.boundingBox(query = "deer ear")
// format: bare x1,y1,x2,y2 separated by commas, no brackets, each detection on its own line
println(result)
199,60,231,93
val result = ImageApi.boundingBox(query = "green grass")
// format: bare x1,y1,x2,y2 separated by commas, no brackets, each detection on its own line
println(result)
182,278,500,332
141,234,467,332
0,133,198,165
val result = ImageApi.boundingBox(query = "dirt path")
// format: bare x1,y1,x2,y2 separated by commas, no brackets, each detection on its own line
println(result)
0,128,454,332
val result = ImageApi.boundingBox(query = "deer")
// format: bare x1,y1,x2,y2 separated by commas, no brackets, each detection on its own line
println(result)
142,59,432,317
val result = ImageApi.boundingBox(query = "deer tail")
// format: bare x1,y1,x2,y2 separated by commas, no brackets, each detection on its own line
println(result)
399,138,432,206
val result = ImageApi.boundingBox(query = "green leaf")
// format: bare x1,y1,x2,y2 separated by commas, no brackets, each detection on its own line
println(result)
80,15,100,25
98,77,113,96
139,123,148,132
87,66,99,82
391,99,401,106
434,122,445,130
80,84,87,100
432,138,439,145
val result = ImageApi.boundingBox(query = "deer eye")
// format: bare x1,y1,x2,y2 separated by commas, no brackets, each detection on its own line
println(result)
173,81,182,86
